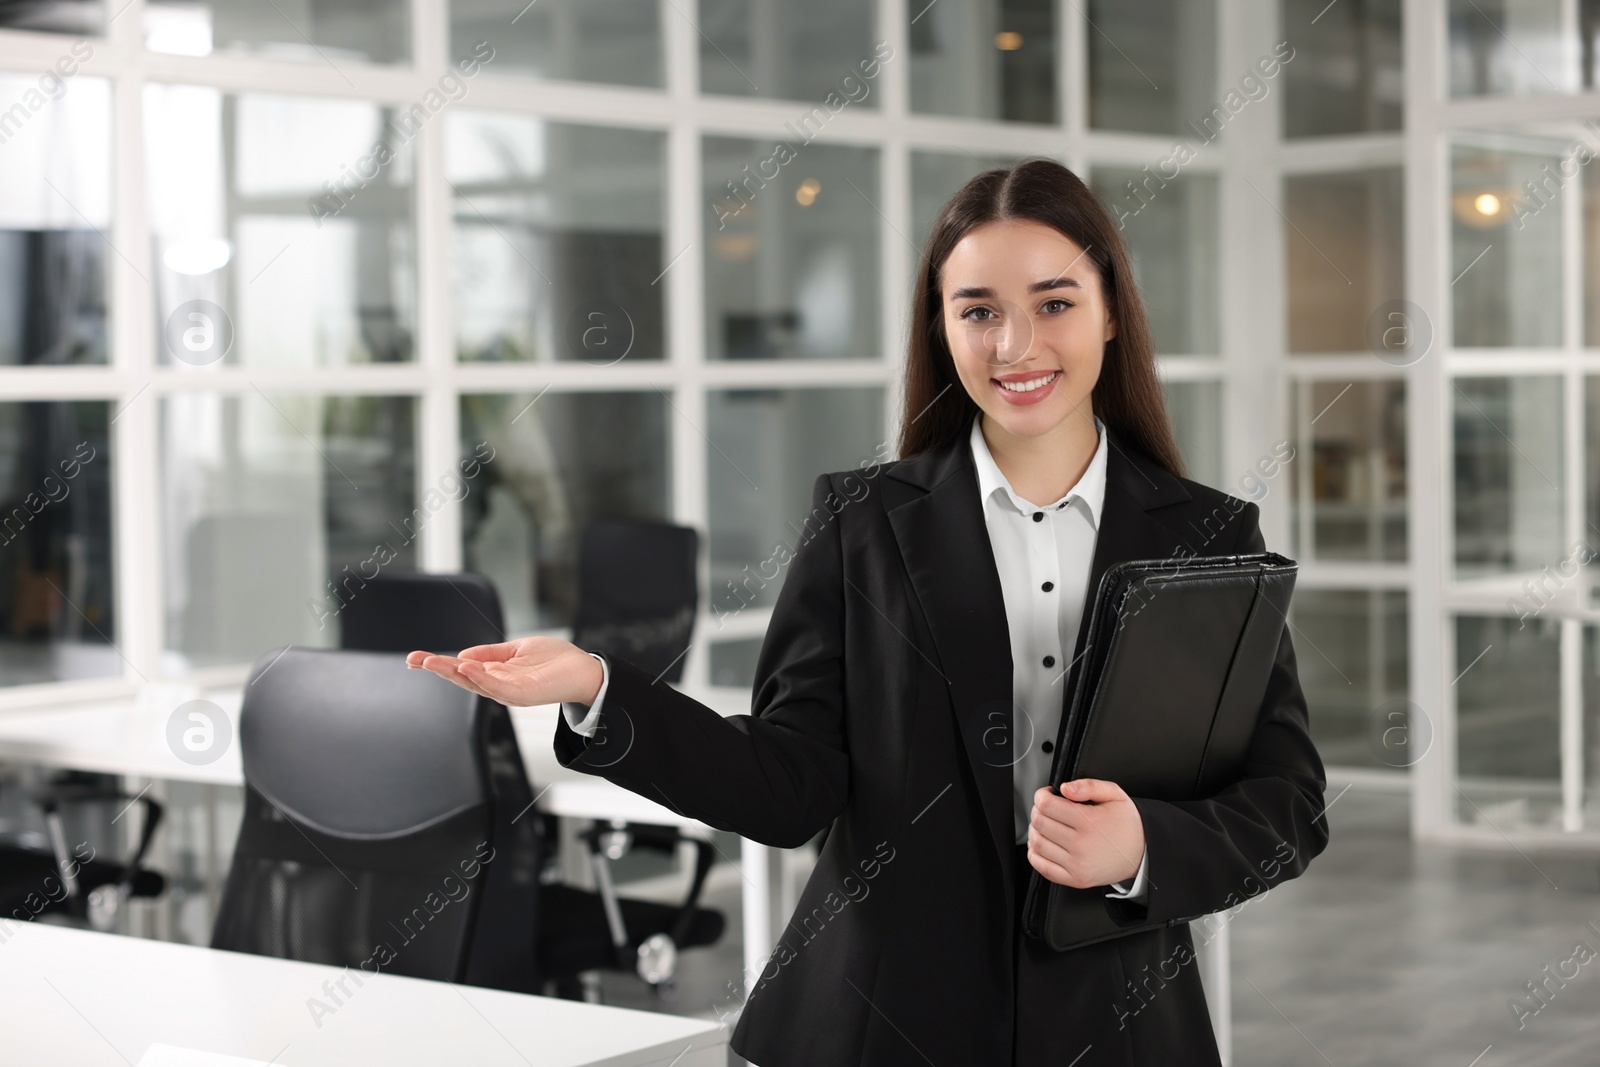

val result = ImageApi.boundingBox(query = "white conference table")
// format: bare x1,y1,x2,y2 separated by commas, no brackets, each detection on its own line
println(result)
0,919,727,1067
0,690,788,988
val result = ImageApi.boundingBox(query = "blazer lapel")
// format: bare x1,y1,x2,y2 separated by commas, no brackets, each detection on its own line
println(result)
884,418,1196,923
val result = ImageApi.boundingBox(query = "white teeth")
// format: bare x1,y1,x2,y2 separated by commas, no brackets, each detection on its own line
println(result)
997,371,1059,393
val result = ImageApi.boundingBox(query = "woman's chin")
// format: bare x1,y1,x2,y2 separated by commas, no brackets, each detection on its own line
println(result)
980,396,1081,437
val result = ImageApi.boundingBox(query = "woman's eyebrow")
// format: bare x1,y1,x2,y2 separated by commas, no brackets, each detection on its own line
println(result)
948,277,1084,301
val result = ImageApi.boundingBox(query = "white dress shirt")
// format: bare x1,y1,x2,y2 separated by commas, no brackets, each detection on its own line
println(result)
561,411,1147,901
969,412,1147,901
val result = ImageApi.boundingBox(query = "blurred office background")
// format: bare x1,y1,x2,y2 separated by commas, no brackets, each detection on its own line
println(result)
4,0,1600,1062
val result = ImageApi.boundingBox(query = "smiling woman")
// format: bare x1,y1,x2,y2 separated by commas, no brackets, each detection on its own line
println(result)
413,157,1328,1067
901,158,1183,498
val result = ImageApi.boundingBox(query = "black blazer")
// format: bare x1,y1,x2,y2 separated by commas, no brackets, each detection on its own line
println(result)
554,422,1329,1067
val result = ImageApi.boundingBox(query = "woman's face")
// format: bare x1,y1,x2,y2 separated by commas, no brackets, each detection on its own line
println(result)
939,218,1115,440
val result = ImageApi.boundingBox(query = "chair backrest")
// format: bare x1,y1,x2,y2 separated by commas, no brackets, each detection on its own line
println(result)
572,520,699,684
338,571,505,654
211,647,543,992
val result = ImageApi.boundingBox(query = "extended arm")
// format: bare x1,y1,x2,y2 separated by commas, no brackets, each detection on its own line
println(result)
552,474,851,848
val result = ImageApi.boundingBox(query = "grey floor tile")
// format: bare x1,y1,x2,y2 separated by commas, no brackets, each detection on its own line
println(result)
586,788,1600,1066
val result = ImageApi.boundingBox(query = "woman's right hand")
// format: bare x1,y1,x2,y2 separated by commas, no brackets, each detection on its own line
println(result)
407,637,605,708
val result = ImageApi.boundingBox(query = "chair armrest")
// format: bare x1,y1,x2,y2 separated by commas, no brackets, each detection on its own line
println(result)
34,787,165,895
576,822,719,955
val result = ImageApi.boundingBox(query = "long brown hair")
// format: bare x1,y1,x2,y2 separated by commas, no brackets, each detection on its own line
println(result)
896,157,1186,479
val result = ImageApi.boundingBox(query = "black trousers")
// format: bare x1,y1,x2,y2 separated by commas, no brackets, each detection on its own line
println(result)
1010,842,1221,1067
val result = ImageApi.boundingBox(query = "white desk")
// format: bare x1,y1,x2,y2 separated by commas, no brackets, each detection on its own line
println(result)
0,692,788,987
0,920,727,1067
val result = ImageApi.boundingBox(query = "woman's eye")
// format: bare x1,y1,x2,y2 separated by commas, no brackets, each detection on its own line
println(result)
1041,299,1074,314
960,306,996,322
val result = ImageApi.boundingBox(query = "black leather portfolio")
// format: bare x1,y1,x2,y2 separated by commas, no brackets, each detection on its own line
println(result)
1020,550,1298,951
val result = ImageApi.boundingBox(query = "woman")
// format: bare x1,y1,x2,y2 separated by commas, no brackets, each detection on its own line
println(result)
410,158,1329,1066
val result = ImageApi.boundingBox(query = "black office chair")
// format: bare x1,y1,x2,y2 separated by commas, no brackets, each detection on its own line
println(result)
339,568,725,995
0,774,165,930
211,648,525,986
212,645,723,1000
570,521,835,854
339,571,505,654
569,521,747,949
572,520,699,683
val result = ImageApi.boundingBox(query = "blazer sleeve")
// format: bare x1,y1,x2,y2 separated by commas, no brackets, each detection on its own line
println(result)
1107,499,1330,926
552,473,850,849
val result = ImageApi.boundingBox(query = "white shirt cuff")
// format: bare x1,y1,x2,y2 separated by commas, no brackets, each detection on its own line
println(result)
1104,847,1148,902
560,652,609,737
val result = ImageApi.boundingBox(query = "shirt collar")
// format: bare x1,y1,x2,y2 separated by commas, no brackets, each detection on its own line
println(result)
968,410,1108,529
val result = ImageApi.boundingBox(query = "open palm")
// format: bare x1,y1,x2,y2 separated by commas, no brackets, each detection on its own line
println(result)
406,636,601,708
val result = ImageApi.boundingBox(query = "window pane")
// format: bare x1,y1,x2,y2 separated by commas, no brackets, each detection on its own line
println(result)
1456,614,1561,830
145,88,416,368
700,0,880,103
1581,626,1600,827
704,137,880,361
1451,139,1564,348
911,150,1020,252
460,392,669,635
1585,149,1600,346
0,73,110,367
1453,376,1564,578
1582,378,1600,561
1448,0,1584,96
451,0,662,88
1282,0,1402,137
909,0,1056,124
1092,168,1219,355
161,394,416,672
450,116,666,364
1161,379,1221,489
1291,589,1408,772
1290,380,1406,562
708,387,884,615
710,636,763,688
1285,169,1403,354
0,401,114,687
0,2,103,34
145,0,408,62
1087,0,1215,135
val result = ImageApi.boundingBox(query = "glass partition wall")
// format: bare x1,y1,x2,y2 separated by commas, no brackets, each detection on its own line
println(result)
2,0,1596,854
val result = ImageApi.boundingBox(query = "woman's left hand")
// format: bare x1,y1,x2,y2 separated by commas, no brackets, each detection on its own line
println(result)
1027,779,1146,889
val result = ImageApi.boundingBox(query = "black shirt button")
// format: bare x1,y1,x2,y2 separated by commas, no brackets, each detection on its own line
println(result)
1043,655,1055,668
1041,740,1054,754
1032,511,1044,522
1041,581,1054,592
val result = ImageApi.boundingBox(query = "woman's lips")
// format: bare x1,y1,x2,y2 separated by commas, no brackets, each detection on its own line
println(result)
992,369,1060,405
